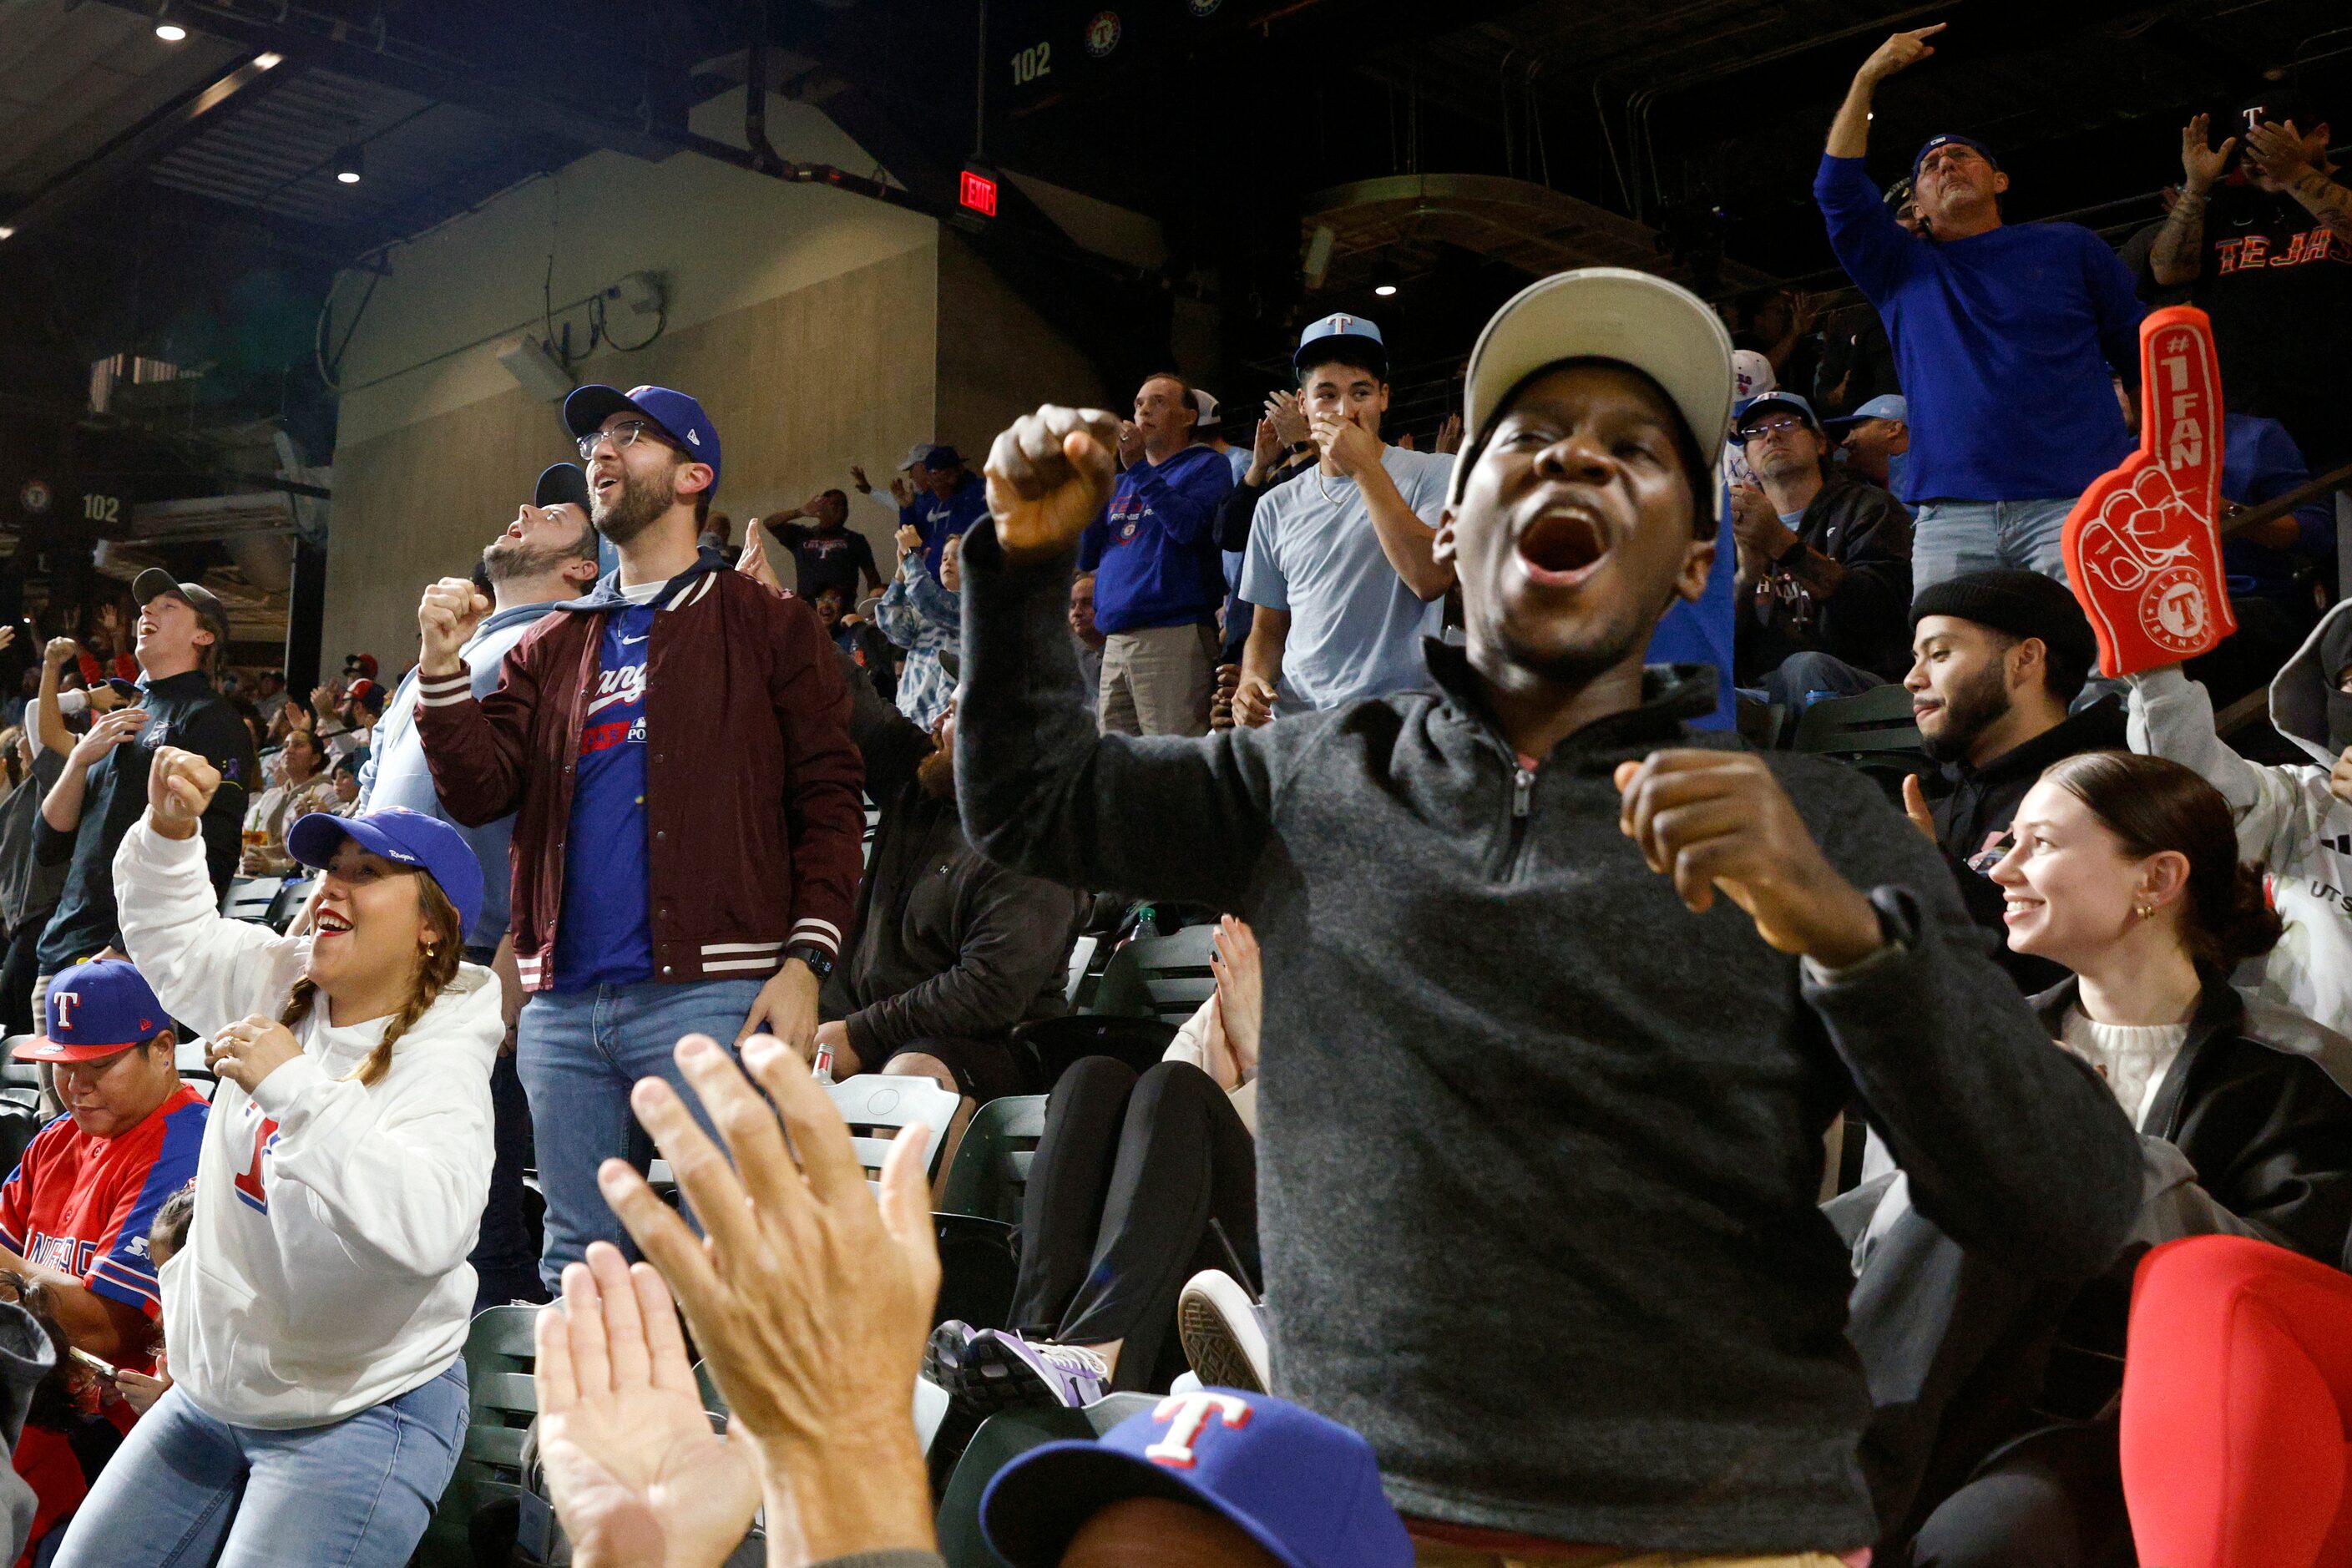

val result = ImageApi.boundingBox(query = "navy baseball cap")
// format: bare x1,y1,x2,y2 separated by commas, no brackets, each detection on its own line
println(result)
563,385,722,494
920,443,964,469
1734,390,1823,438
981,1388,1413,1568
1912,132,2000,182
1292,311,1388,378
1824,393,1909,433
535,462,590,512
18,959,170,1063
286,807,484,943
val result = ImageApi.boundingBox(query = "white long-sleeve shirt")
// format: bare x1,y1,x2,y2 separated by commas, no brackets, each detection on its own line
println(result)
114,816,500,1429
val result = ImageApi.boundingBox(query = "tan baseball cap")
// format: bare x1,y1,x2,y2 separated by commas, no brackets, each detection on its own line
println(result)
1449,267,1736,505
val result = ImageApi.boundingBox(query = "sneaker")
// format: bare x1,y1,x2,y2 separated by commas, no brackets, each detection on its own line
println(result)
926,1323,1110,1417
1177,1269,1269,1393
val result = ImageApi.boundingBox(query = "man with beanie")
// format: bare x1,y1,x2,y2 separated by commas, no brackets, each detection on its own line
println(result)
2127,596,2352,1033
1904,569,2123,991
1819,27,2145,592
954,270,2139,1556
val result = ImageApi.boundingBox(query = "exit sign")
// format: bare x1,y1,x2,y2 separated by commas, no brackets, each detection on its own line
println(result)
959,167,999,218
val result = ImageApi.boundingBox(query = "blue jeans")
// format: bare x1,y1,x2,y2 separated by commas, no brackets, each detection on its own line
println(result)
1910,497,2077,597
53,1362,468,1568
518,977,763,1292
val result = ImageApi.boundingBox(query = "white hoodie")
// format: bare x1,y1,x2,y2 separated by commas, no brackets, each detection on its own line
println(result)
2128,599,2352,1033
114,817,499,1429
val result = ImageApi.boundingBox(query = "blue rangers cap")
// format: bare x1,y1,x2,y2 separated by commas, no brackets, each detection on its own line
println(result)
563,384,722,495
1292,312,1388,379
286,807,484,943
983,1388,1413,1568
18,960,170,1063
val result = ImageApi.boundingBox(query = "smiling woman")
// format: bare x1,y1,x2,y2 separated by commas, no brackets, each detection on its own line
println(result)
49,749,503,1568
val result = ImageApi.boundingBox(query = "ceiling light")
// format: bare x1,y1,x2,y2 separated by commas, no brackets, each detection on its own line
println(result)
0,227,15,241
1373,282,1399,297
333,144,363,185
254,51,282,68
154,22,187,41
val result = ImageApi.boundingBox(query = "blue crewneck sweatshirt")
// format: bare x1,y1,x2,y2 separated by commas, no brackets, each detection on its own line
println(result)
1077,443,1235,635
1814,154,2143,504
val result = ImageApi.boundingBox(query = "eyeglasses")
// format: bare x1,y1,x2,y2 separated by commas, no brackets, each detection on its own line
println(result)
1737,417,1810,444
576,418,674,462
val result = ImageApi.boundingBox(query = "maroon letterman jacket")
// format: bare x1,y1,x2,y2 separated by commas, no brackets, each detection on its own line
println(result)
413,551,864,993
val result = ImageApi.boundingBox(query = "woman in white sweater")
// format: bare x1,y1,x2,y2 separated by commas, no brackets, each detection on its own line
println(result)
57,747,500,1568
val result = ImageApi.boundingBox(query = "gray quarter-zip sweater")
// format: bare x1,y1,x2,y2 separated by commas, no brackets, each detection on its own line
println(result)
954,524,2142,1554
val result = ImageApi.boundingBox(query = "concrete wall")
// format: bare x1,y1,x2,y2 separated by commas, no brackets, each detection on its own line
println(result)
933,230,1111,464
324,91,938,666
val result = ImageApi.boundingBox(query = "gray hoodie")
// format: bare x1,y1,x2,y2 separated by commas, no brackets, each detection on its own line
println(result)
955,525,2142,1554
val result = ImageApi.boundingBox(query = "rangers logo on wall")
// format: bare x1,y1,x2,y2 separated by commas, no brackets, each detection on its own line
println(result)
1188,0,1222,15
1085,11,1121,56
18,480,50,516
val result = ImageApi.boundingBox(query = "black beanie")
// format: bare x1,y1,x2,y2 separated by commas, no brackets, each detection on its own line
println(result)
1911,569,2098,673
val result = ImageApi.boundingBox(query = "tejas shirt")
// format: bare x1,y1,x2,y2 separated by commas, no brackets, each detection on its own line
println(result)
1815,154,2145,503
0,1085,207,1324
554,584,660,988
2193,178,2352,469
1077,443,1235,635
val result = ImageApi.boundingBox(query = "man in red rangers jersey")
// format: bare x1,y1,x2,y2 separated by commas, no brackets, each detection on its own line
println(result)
2,959,206,1363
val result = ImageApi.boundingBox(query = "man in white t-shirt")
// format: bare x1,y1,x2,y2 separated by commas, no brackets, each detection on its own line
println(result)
1235,314,1454,722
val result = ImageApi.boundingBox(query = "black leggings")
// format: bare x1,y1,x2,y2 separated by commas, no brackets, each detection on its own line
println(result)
1011,1057,1257,1392
0,919,42,1036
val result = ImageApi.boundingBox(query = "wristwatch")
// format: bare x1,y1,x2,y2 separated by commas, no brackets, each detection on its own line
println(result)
785,943,835,980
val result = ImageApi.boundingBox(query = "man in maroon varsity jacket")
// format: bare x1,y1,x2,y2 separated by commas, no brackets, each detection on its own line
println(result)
414,384,863,1288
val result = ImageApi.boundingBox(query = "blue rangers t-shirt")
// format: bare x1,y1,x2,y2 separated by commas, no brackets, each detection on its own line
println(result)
554,584,660,988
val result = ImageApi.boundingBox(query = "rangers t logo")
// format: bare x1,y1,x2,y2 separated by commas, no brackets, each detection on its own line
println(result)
1144,1390,1252,1468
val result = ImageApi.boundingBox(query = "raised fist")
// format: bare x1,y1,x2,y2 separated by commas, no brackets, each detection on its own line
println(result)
43,636,78,670
417,577,490,675
984,406,1122,563
149,746,223,841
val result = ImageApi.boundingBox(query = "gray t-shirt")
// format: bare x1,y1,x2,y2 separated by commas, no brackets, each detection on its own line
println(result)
1239,443,1451,713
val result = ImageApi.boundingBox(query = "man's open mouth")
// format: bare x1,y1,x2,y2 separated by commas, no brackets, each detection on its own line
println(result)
1516,509,1607,584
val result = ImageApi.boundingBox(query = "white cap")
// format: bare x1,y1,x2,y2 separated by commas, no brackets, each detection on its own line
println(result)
895,442,930,472
1191,388,1220,427
1449,268,1737,506
1732,349,1776,401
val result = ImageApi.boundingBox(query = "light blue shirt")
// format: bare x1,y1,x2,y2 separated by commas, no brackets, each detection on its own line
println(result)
1239,444,1451,713
359,599,568,950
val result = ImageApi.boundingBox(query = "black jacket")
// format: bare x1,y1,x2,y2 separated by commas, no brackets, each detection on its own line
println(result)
824,691,1085,1070
1836,971,2352,1542
1928,697,2127,993
32,671,253,971
1734,468,1914,682
956,521,2142,1552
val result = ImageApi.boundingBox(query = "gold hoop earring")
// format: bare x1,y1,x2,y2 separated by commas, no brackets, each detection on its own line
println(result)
2134,903,2154,920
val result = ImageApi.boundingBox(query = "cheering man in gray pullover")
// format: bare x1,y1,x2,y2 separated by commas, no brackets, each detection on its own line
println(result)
954,268,2142,1561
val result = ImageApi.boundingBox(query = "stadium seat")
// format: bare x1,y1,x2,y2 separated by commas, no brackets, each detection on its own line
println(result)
1009,1014,1179,1086
1788,684,1932,802
827,1073,963,1183
1062,932,1100,1009
270,871,322,932
1086,924,1218,1024
419,1304,540,1567
938,1095,1048,1226
221,876,282,924
933,1394,1158,1568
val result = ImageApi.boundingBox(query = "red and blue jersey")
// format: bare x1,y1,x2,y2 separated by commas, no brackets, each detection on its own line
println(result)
0,1085,206,1320
554,594,657,989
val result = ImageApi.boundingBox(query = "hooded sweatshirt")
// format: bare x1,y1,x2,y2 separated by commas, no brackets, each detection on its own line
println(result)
111,817,500,1429
2128,598,2352,1031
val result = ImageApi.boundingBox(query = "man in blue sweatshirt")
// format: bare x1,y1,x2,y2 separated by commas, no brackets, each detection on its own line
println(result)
1817,24,2145,597
1075,372,1235,736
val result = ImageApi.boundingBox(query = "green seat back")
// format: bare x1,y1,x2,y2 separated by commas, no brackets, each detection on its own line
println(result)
934,1394,1158,1567
417,1304,540,1566
938,1096,1049,1224
1086,925,1217,1024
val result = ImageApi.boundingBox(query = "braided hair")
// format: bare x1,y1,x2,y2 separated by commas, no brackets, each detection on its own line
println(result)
282,874,464,1088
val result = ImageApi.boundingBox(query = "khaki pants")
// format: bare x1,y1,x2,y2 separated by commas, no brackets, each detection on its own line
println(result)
1097,623,1216,737
1414,1547,1852,1568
